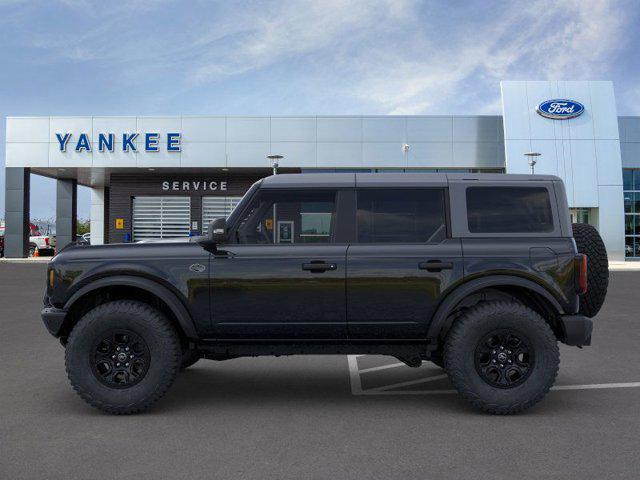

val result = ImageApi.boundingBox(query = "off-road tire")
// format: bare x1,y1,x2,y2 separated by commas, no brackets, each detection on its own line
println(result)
180,348,201,370
444,301,559,414
65,300,181,414
572,222,609,317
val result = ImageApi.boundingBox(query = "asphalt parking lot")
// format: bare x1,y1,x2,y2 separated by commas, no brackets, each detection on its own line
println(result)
1,263,640,480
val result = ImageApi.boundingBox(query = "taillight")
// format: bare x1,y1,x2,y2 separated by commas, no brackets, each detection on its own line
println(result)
575,254,588,294
45,237,50,246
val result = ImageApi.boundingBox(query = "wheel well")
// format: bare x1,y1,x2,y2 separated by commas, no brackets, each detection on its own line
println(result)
436,286,562,346
60,285,189,346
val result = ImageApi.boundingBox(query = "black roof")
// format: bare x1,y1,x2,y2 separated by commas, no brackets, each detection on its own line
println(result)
259,172,560,189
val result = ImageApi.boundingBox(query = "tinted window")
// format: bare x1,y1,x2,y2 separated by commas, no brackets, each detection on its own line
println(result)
235,190,336,244
356,189,446,243
466,187,554,233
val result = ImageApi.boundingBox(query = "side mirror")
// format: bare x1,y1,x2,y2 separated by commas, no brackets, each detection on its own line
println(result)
208,217,227,244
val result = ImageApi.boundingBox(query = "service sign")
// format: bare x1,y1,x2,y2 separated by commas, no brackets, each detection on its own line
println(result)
536,99,584,120
55,132,181,152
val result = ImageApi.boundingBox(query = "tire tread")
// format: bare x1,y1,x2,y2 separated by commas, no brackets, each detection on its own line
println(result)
572,222,609,318
444,300,559,415
65,300,181,415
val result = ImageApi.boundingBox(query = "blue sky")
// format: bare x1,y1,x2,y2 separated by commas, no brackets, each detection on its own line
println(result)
1,0,639,220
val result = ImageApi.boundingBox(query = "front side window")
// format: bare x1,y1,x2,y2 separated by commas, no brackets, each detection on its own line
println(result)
235,190,336,244
356,189,447,243
466,187,554,233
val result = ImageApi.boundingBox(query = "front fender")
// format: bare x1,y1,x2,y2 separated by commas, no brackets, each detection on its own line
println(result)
63,275,198,339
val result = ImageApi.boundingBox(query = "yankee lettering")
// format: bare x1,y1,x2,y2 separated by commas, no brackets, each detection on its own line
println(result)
55,132,181,152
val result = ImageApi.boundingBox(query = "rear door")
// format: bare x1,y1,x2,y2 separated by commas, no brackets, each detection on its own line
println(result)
346,187,463,339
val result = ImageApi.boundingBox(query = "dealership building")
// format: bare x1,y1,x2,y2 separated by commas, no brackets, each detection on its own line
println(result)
4,80,639,260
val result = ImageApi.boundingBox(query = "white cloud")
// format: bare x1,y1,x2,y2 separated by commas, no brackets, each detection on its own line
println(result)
12,0,634,114
188,0,415,85
348,0,629,113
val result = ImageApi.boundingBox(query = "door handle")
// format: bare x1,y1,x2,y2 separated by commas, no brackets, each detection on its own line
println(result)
418,260,453,272
302,262,337,272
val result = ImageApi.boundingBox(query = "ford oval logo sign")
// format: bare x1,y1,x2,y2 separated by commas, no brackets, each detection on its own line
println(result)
536,99,584,120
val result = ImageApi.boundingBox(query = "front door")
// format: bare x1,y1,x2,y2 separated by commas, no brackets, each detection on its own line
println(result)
346,188,464,339
211,188,347,339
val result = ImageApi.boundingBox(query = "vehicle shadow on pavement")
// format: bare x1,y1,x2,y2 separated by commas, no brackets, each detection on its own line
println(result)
149,361,567,416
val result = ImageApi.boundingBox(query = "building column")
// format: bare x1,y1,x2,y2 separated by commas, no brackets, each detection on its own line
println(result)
90,187,105,246
4,168,30,258
56,179,77,251
103,186,110,244
597,185,625,261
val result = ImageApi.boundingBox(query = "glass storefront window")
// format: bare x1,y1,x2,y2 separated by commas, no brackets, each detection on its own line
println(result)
626,215,634,235
625,193,633,213
624,169,640,259
624,169,634,191
626,236,634,258
571,208,591,224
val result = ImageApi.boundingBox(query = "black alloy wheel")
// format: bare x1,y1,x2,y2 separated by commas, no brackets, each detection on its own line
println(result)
474,330,533,388
91,330,150,388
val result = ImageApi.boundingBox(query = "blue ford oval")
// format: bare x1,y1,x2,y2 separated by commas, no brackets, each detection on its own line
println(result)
536,99,584,119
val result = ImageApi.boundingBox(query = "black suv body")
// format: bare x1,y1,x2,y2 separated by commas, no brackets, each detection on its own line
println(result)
42,173,606,414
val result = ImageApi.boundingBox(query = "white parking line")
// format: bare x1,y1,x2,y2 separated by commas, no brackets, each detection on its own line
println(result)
357,362,406,374
347,355,640,396
365,374,449,392
550,382,640,391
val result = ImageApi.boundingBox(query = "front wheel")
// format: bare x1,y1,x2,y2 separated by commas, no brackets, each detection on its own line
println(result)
444,301,559,414
65,300,181,414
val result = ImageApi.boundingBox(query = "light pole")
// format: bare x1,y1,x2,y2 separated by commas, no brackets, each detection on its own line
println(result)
267,154,283,176
266,154,283,243
524,152,541,174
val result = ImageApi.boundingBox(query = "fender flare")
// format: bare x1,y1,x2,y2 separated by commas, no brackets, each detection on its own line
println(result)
63,275,198,339
426,275,564,340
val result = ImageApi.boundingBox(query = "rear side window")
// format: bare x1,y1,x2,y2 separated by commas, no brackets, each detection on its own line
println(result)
356,189,447,243
466,187,554,233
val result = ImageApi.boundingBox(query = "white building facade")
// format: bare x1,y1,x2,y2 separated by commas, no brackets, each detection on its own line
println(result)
3,80,636,260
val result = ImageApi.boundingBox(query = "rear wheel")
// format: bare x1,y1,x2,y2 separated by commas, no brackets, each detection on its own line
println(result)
572,223,609,317
65,300,181,414
444,301,559,414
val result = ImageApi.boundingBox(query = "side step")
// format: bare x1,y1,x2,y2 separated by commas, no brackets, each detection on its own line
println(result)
197,341,436,360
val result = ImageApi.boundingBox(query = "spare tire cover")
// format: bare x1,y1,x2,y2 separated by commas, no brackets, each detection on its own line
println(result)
572,223,609,317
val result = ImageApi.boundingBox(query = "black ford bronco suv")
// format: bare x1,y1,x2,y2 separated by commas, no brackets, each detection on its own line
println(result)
41,173,609,414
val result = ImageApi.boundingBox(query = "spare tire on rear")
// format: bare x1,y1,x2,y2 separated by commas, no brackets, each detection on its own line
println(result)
572,223,609,317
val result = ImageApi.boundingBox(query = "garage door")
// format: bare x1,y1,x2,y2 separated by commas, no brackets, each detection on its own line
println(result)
202,196,243,234
132,196,191,241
